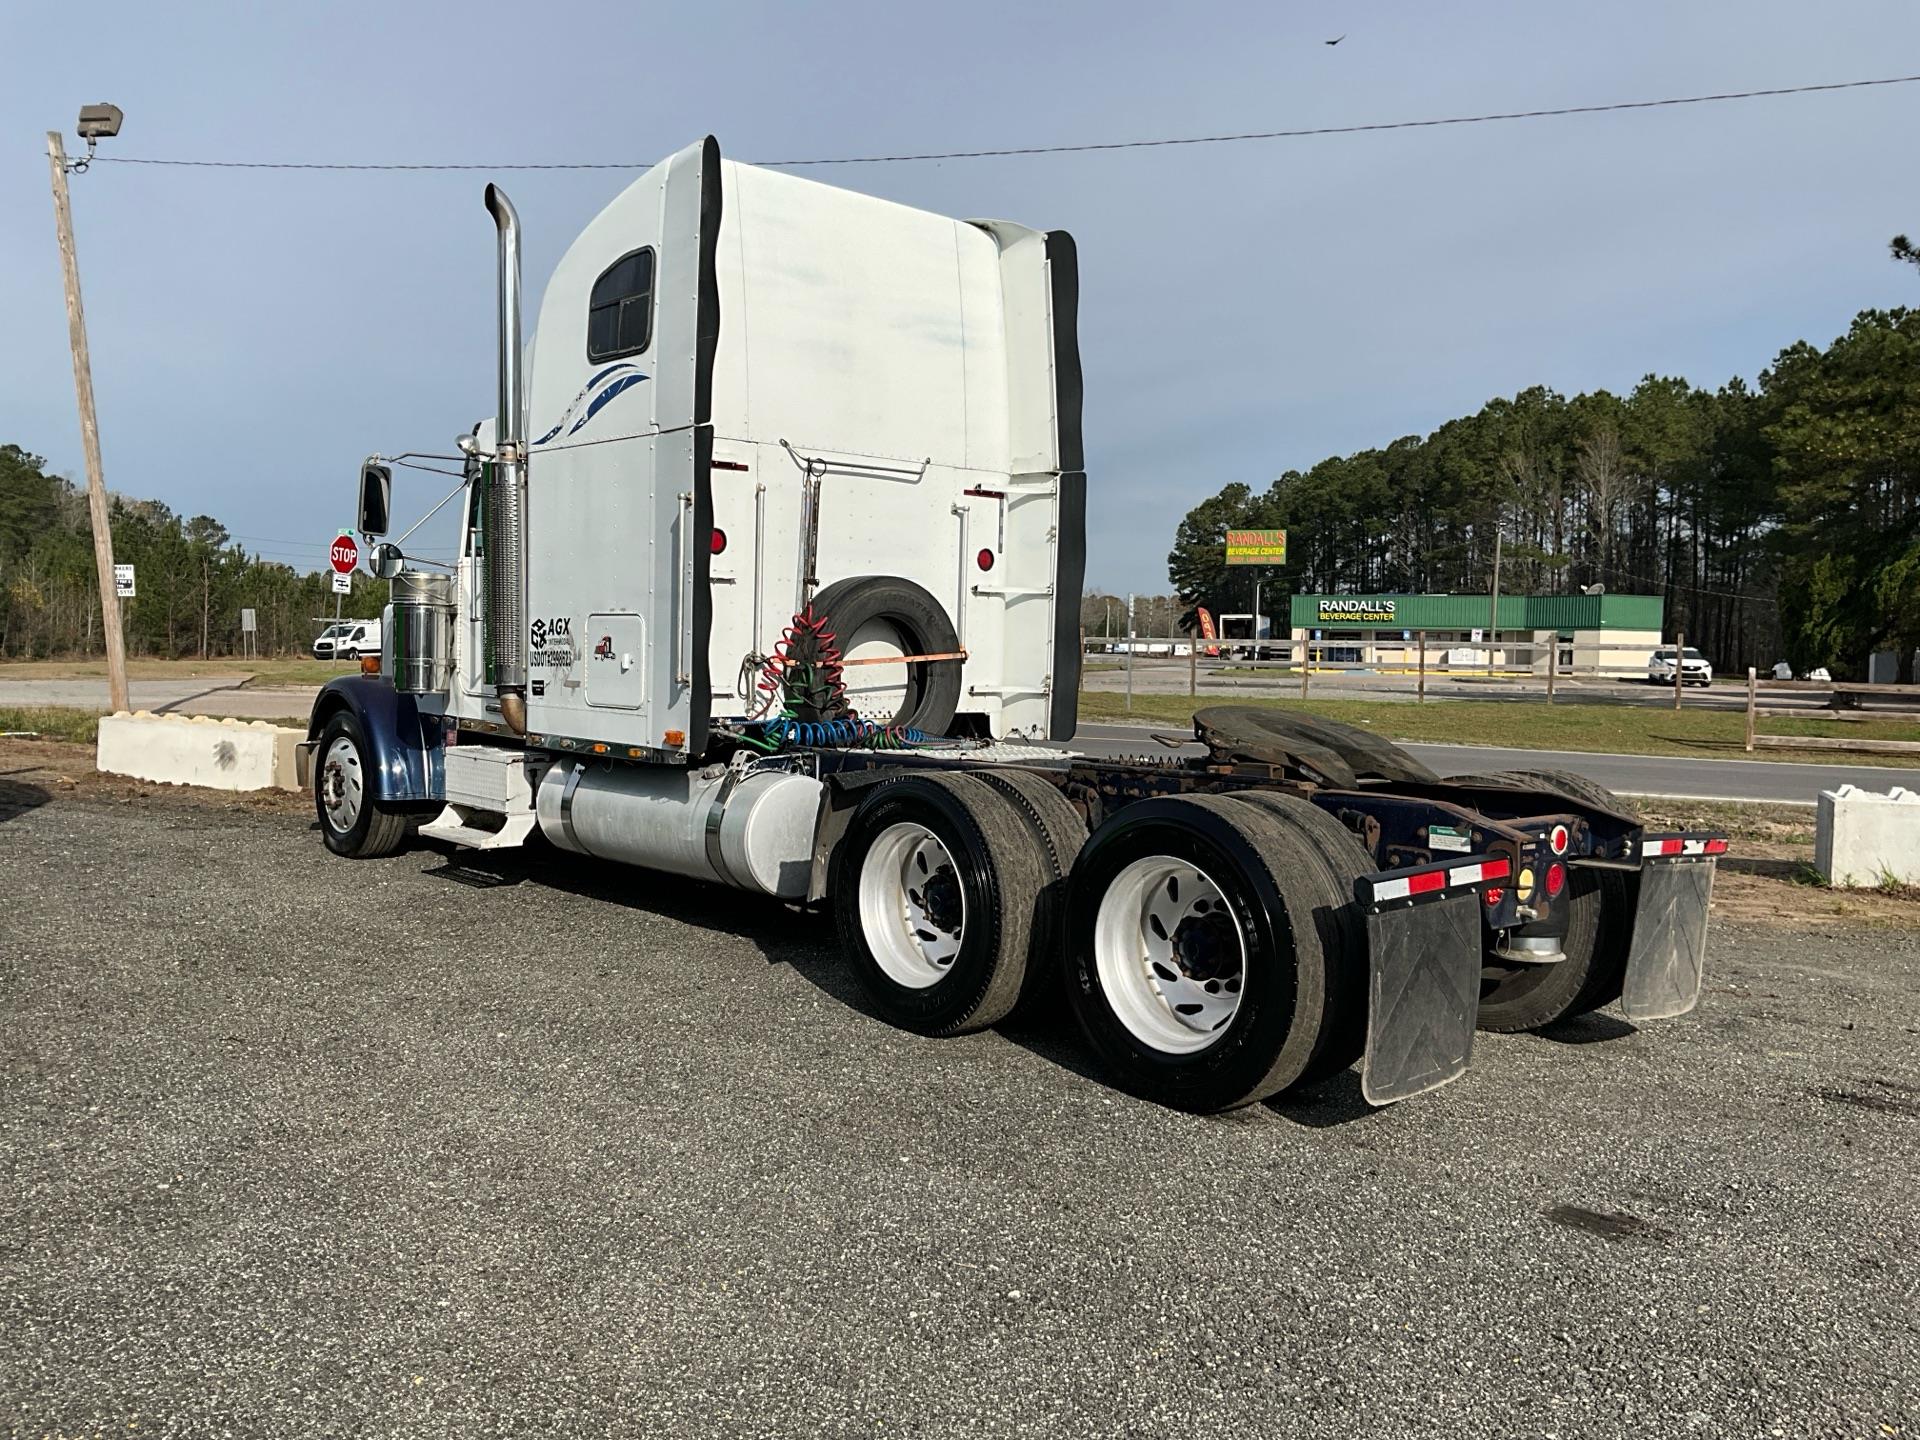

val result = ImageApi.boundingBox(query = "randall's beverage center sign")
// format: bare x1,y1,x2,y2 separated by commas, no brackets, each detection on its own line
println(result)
1315,597,1398,625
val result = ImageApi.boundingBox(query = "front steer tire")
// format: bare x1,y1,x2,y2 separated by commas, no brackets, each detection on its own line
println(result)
315,710,411,859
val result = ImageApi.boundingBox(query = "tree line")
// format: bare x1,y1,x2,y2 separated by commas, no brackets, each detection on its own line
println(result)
1168,295,1919,681
0,443,382,660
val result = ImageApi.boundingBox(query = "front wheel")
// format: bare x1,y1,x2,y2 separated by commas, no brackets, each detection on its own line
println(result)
315,711,410,858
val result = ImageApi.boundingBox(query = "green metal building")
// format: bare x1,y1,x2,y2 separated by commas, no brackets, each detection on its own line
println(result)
1287,593,1666,675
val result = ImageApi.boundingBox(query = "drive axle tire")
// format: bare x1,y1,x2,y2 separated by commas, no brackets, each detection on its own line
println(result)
1474,864,1607,1032
1064,795,1329,1112
972,768,1088,1015
833,773,1047,1036
315,710,410,859
1452,768,1637,1030
1224,791,1373,1084
809,575,962,735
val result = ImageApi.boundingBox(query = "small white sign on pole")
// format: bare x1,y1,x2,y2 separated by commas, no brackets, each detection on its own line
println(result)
239,608,257,634
331,570,352,595
1470,628,1484,643
114,563,136,598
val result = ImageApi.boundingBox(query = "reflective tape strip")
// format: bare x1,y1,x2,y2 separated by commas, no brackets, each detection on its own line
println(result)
1447,856,1512,887
1641,835,1723,858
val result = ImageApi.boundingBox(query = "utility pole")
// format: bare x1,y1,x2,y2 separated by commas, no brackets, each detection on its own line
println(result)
1487,525,1503,673
47,114,129,713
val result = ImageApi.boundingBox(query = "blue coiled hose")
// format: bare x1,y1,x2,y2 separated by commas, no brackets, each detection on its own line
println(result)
753,715,932,750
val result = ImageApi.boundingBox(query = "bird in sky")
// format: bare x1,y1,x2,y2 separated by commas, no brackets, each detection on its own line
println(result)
1326,34,1345,45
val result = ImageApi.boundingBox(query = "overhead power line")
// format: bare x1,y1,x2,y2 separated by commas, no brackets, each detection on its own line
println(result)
88,73,1920,173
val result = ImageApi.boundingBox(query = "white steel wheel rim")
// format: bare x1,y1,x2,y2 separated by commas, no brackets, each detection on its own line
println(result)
841,618,912,725
320,734,365,835
1095,856,1246,1054
859,821,966,989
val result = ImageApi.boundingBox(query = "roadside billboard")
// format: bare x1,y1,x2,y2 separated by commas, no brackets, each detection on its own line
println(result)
1225,529,1287,566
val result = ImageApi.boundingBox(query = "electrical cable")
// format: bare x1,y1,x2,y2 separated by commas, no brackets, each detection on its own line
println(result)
83,74,1920,172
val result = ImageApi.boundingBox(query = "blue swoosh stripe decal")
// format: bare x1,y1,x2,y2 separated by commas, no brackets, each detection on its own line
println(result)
532,362,649,445
568,372,649,435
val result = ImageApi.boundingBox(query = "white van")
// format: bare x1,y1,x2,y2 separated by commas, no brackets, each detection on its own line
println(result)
314,619,382,661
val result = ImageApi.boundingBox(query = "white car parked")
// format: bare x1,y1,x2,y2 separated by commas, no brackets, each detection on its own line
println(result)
1649,646,1713,687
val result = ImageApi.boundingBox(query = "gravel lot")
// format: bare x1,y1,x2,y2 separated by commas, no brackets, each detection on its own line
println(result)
3,775,1917,1438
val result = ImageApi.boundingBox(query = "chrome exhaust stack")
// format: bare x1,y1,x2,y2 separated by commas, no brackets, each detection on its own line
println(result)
484,182,529,733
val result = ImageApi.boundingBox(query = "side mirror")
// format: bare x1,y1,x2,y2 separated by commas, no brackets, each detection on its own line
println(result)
358,462,392,537
369,542,405,580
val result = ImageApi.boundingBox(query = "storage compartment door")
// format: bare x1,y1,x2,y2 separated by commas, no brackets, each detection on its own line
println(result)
585,612,648,710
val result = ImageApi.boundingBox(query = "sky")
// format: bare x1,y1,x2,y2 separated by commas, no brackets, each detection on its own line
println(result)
2,1,1916,593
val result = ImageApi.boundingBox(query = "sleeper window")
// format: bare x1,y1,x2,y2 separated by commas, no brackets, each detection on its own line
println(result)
586,248,655,361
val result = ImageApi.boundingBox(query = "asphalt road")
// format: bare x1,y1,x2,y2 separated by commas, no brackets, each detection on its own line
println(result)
1067,724,1919,805
1080,663,1838,714
3,784,1916,1436
0,676,316,721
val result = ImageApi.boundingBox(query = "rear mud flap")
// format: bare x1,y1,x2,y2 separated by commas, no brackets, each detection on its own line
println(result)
1620,858,1714,1022
1360,892,1483,1105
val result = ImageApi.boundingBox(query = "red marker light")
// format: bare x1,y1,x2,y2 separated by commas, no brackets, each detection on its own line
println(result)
976,548,995,571
1549,823,1569,855
1545,862,1566,897
1483,887,1505,908
710,528,727,555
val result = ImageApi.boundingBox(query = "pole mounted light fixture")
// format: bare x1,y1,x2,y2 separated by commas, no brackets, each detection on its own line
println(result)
66,103,123,172
47,103,131,711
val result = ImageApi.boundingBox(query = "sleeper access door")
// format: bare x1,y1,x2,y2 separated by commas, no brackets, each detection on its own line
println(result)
520,136,721,759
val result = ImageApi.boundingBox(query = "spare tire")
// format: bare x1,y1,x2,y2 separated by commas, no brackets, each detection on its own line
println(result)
810,575,962,735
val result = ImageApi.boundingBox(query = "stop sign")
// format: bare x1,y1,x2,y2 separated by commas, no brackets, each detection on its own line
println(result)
330,533,359,575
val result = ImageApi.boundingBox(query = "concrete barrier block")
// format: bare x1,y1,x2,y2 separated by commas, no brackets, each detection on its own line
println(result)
97,711,305,792
1815,785,1920,888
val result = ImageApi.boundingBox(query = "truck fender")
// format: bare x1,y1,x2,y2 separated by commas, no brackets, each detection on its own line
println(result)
306,676,445,804
806,770,904,904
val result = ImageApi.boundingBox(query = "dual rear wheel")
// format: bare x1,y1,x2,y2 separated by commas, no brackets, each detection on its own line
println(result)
836,780,1371,1112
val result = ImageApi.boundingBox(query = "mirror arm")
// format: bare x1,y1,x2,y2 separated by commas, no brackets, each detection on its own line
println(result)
388,477,472,549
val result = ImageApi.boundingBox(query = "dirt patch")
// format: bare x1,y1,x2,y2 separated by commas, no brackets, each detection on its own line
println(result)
0,736,309,818
1634,798,1920,929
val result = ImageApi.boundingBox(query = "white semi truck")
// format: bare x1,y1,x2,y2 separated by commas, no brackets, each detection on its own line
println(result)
309,137,1725,1113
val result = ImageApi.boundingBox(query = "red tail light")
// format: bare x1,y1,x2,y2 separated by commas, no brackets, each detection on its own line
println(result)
1549,823,1569,855
1545,862,1566,897
976,548,995,571
710,528,727,555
